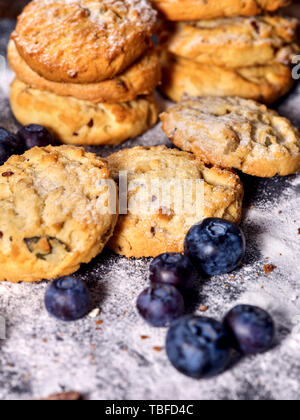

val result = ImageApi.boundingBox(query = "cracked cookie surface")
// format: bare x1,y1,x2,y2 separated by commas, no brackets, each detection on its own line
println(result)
10,79,159,146
0,146,118,282
12,0,158,84
161,53,294,104
107,146,243,258
8,40,161,104
161,97,300,177
163,15,299,68
151,0,291,21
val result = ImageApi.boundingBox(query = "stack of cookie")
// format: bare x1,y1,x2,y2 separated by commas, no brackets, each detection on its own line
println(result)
153,0,299,104
8,0,161,146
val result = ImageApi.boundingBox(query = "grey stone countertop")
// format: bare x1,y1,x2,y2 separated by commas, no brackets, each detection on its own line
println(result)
0,18,300,401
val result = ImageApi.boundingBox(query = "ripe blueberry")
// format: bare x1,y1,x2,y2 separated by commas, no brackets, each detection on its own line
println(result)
0,127,25,165
223,305,275,355
137,283,184,327
18,124,57,149
166,315,230,378
149,253,197,291
45,276,91,322
185,218,246,276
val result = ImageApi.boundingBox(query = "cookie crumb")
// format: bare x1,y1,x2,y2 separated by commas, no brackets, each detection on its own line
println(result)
200,306,208,312
264,264,277,274
141,335,149,340
40,392,83,401
88,308,100,318
153,346,163,352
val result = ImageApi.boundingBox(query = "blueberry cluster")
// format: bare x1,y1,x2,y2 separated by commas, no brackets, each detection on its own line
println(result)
137,218,246,328
166,305,275,379
136,218,275,378
42,205,274,379
0,124,57,165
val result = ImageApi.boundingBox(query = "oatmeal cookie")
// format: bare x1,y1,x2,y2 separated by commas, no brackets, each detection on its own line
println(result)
163,15,299,68
8,40,162,103
12,0,158,84
0,146,118,283
151,0,291,21
161,97,300,177
10,79,159,146
161,53,293,104
107,146,244,258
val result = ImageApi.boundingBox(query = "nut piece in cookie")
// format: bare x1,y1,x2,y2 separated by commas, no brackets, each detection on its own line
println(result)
151,0,291,21
107,146,244,258
161,97,300,177
10,79,159,146
12,0,158,84
0,146,118,283
163,15,300,68
160,53,294,105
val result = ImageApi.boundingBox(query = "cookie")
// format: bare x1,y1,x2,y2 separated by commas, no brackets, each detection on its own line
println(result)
107,146,244,258
161,97,300,178
164,15,299,68
12,0,157,84
160,53,293,104
10,79,159,146
151,0,290,21
8,40,162,104
0,146,118,283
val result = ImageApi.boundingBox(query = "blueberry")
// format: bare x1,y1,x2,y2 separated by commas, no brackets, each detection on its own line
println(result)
137,283,184,327
18,124,57,149
0,127,25,165
223,305,275,355
45,276,91,322
184,218,246,276
166,315,230,379
149,253,197,292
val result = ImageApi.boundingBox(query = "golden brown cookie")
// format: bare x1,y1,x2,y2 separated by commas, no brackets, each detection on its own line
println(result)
107,146,244,258
163,15,299,68
0,146,118,283
8,40,161,104
12,0,158,84
161,53,294,104
161,97,300,178
10,79,159,146
151,0,291,21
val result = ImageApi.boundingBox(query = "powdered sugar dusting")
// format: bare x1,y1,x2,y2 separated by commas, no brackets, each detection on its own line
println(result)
1,19,300,400
13,0,157,79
